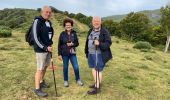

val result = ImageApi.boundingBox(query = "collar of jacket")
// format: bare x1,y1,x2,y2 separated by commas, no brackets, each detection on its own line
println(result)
63,29,76,34
89,27,106,35
34,16,49,22
92,27,101,32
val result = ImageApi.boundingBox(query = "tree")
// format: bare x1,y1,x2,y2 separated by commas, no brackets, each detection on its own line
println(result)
68,13,75,18
0,26,12,37
50,6,63,13
86,16,92,27
37,8,41,12
160,6,170,52
146,25,166,46
102,20,121,37
120,12,149,41
74,13,92,27
63,11,69,15
74,13,86,20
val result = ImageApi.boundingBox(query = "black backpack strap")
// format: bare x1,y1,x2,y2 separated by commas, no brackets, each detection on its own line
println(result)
48,20,54,33
87,28,93,37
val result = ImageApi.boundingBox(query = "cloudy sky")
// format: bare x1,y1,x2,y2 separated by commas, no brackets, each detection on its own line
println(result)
0,0,169,17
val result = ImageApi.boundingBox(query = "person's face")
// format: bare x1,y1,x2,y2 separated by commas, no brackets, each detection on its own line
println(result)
65,22,72,32
41,8,52,20
92,18,101,29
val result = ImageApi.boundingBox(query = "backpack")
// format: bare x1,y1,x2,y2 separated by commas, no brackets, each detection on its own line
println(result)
25,17,53,46
25,24,34,46
25,17,45,46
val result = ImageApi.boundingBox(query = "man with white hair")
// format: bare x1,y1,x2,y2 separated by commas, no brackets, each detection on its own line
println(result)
32,6,53,97
85,16,112,95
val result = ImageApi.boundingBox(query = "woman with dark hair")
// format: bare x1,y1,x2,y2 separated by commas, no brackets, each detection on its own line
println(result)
58,18,83,87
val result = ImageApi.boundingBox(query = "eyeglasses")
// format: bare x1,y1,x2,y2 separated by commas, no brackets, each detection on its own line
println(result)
65,25,72,27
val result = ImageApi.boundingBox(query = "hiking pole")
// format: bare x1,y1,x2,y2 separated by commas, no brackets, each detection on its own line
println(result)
95,45,98,98
94,37,100,97
50,52,58,97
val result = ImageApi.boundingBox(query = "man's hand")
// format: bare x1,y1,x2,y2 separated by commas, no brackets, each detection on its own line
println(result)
58,55,62,61
47,46,52,52
94,40,100,46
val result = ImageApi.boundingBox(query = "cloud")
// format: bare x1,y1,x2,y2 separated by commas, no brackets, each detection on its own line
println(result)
103,0,168,15
0,0,168,17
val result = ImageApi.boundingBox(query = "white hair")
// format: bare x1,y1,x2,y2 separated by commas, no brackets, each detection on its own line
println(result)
92,16,101,22
41,5,51,12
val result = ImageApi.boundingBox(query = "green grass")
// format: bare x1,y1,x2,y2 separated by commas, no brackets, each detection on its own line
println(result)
1,15,170,100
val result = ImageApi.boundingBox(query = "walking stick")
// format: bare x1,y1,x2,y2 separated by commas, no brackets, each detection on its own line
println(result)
94,38,100,97
50,52,58,97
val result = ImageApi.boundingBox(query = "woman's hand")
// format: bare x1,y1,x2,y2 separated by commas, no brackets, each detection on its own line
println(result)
58,55,62,61
67,42,74,46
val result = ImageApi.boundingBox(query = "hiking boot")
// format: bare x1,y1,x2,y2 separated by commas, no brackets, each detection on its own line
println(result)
40,80,50,89
87,87,100,95
77,80,84,86
32,89,48,97
64,81,69,87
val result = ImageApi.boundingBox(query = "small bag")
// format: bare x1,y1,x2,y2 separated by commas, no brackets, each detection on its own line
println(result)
70,48,76,54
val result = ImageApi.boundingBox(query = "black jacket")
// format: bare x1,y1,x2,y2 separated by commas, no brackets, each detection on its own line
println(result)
32,16,54,52
85,27,112,64
58,30,79,56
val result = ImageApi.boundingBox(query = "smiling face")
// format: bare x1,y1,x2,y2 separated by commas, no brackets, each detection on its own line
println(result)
92,16,101,29
65,22,73,32
63,18,74,32
41,6,52,20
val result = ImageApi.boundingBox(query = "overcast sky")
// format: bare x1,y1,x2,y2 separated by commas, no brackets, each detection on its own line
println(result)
0,0,169,17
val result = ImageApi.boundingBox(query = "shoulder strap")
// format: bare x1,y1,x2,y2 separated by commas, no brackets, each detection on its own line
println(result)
87,28,93,37
48,20,52,26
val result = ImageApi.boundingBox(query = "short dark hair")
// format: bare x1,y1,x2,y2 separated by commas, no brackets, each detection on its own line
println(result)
63,18,74,27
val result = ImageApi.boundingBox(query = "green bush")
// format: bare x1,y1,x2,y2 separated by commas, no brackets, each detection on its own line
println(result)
0,26,12,37
133,41,152,50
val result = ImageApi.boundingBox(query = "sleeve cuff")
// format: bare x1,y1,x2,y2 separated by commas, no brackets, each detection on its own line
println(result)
43,46,48,51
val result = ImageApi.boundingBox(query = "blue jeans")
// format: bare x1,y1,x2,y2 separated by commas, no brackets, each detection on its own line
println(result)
62,54,80,81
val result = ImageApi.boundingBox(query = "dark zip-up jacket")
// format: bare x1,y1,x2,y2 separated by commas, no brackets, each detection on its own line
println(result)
32,16,54,52
58,30,79,56
85,27,112,64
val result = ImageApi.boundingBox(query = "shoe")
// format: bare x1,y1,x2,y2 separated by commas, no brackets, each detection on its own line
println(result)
32,89,48,97
40,80,50,89
87,87,100,95
77,80,84,86
64,81,69,87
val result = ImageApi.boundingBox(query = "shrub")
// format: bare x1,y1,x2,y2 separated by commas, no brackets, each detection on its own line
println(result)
0,26,12,37
133,41,152,50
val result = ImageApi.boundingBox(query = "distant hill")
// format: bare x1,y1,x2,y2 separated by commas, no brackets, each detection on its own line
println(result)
103,9,161,25
0,8,89,33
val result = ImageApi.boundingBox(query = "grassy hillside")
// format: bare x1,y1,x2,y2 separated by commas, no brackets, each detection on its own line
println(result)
103,9,161,25
0,8,89,34
0,17,170,100
1,8,170,100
